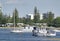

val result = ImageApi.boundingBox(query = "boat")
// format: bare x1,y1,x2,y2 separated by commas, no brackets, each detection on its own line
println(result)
32,26,56,36
11,12,22,33
22,25,34,32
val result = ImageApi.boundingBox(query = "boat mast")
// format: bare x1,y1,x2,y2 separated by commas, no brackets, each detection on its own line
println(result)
14,11,15,29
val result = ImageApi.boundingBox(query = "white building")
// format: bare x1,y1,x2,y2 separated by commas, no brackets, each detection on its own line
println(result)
26,14,43,20
40,14,43,20
26,14,34,20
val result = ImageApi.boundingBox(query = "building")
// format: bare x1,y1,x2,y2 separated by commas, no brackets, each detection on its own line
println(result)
43,13,49,19
43,12,54,19
40,14,43,20
26,14,43,20
26,14,34,20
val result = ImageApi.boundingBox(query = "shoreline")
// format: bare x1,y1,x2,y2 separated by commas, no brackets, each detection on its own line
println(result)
0,27,22,28
0,27,60,29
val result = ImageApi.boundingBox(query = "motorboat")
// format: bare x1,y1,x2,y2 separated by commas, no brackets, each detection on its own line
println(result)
32,26,56,36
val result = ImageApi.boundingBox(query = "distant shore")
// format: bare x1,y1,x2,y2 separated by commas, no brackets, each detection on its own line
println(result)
0,27,22,29
0,27,60,30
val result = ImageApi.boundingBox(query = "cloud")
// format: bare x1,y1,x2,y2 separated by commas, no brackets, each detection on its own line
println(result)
6,0,19,4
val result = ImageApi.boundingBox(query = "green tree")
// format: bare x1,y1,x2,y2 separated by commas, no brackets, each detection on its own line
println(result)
53,17,60,27
7,15,11,23
0,9,8,26
48,12,54,22
2,15,7,24
47,12,54,26
26,17,33,25
12,8,19,26
21,17,26,24
40,19,47,23
0,9,3,24
33,6,40,23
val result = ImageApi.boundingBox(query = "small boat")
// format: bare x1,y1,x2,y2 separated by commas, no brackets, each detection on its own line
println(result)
11,26,34,33
32,27,56,36
11,11,22,33
22,26,33,32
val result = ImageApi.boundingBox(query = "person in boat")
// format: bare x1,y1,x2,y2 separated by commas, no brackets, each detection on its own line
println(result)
32,27,37,36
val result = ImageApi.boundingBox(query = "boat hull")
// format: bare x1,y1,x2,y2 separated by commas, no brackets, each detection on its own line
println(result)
11,30,22,33
32,30,56,36
46,33,56,36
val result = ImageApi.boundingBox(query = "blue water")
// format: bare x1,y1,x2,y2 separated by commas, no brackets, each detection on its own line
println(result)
0,28,60,41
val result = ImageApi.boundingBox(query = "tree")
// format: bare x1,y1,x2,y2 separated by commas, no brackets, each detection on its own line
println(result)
47,12,54,26
33,6,40,23
52,17,60,27
0,9,3,24
21,17,26,24
0,9,8,27
12,8,19,26
2,15,7,24
48,12,54,22
7,15,11,23
40,19,47,23
26,17,33,25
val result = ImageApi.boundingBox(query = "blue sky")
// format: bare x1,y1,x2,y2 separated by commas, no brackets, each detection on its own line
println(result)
0,0,60,18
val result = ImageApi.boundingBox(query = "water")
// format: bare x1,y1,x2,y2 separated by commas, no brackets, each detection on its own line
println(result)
0,28,60,41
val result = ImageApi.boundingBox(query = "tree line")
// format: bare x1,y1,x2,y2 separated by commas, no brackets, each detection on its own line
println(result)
0,7,60,27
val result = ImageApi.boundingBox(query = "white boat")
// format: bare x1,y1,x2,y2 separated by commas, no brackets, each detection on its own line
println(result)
22,26,33,32
11,26,34,33
11,11,22,33
32,27,56,36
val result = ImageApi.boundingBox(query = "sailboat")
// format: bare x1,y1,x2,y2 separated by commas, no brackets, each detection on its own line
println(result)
11,11,22,33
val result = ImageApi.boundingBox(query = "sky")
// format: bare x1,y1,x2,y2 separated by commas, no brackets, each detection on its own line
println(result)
0,0,60,18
